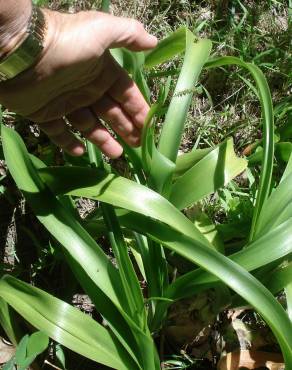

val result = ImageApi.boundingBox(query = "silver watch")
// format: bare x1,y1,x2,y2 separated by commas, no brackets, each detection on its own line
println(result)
0,6,46,82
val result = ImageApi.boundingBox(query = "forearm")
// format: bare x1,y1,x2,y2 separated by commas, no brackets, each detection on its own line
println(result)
0,0,32,57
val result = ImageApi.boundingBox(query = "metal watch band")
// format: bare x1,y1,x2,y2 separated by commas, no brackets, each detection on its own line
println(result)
0,6,46,82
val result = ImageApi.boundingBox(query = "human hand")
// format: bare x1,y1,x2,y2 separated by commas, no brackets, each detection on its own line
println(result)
0,9,157,158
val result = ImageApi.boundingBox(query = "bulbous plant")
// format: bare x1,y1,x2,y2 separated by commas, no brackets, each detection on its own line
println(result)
0,28,291,369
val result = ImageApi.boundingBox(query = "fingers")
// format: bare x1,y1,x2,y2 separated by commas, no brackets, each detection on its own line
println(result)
39,119,85,156
108,67,149,129
27,53,120,123
97,14,157,51
91,96,141,146
67,108,123,158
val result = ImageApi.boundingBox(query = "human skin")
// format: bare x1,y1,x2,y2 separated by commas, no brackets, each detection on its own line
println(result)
0,0,157,158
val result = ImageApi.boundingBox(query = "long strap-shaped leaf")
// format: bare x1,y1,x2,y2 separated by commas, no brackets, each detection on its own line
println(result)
158,32,212,163
37,166,292,364
84,210,292,329
205,57,274,241
84,210,292,292
170,138,247,209
1,125,150,369
0,275,136,370
1,126,124,310
255,171,292,238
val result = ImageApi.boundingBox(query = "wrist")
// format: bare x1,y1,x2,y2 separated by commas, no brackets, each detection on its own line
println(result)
0,0,32,58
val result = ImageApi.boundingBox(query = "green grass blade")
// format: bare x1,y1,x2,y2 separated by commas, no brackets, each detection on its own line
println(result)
158,35,212,163
205,57,274,241
0,275,136,370
170,138,247,209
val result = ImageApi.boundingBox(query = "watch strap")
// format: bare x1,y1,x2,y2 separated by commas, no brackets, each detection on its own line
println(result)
0,6,46,82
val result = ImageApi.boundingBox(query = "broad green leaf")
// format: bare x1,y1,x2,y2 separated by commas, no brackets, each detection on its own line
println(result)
85,209,291,292
281,152,292,183
144,27,187,68
174,147,213,178
87,141,147,331
266,263,292,295
170,138,247,209
141,103,176,195
205,57,274,241
275,142,292,162
38,165,210,247
27,331,49,358
166,218,292,300
1,126,125,311
158,35,212,163
15,335,28,365
38,166,292,363
0,275,136,370
191,209,224,253
255,171,292,237
0,125,147,368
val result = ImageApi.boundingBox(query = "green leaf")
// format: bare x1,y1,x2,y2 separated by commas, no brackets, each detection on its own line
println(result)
190,209,224,253
166,218,292,300
144,27,187,68
38,166,292,363
55,344,66,369
205,57,274,241
158,35,212,163
0,297,19,345
266,263,292,295
174,147,213,178
281,151,292,182
285,281,292,322
255,171,292,238
0,125,145,368
27,331,49,358
38,165,209,247
169,138,247,209
275,142,292,162
85,210,291,296
0,275,137,370
15,335,29,365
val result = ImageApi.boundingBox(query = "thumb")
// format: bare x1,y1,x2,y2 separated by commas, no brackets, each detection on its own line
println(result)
99,13,158,51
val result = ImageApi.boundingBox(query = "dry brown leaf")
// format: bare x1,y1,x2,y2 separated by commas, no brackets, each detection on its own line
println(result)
217,350,284,370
